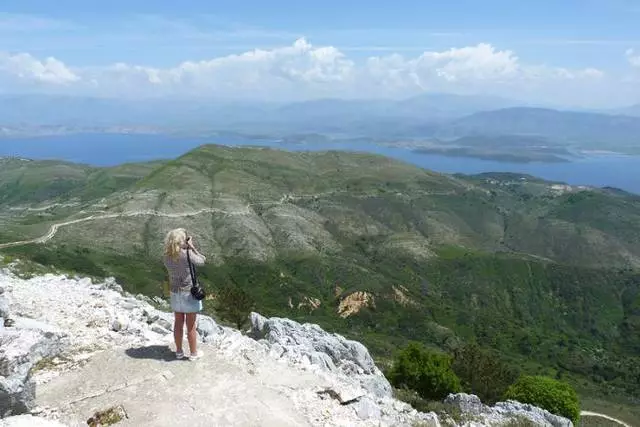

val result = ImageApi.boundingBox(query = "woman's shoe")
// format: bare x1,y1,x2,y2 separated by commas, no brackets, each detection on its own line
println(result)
189,350,204,360
175,350,185,360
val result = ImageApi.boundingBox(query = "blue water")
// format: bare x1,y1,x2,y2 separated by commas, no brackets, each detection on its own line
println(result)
0,134,639,194
0,134,203,165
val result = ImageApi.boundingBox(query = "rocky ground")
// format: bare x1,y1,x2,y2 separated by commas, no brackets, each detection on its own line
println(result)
0,263,573,426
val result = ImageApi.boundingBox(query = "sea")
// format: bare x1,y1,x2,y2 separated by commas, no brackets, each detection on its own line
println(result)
0,133,638,194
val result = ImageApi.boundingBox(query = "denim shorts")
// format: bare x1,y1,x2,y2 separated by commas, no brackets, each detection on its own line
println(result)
170,290,203,313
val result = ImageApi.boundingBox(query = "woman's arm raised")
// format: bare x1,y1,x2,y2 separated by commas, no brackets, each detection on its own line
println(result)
187,239,206,265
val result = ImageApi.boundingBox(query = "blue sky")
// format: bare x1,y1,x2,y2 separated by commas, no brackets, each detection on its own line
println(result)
1,0,639,106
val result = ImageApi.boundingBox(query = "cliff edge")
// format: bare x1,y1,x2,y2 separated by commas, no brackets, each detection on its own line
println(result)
0,265,572,426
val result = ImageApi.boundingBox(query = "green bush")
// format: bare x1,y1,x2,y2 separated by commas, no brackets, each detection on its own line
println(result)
214,286,257,330
451,342,520,404
388,342,462,400
504,375,580,424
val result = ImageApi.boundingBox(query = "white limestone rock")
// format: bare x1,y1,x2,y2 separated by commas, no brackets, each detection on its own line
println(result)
0,322,66,417
248,312,392,398
444,393,574,427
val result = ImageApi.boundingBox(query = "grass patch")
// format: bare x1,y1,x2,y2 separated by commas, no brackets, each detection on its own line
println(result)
87,405,128,427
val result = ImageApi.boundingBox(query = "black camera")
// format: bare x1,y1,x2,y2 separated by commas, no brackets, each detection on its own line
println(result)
191,285,206,301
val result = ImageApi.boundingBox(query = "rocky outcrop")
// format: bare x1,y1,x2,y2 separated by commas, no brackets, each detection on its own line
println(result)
391,285,418,307
0,321,66,417
444,393,573,427
0,268,575,426
337,291,375,318
248,312,392,399
1,270,423,426
0,286,12,327
0,278,67,417
0,272,176,418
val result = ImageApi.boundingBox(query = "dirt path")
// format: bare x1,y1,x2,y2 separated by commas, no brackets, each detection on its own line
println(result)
0,207,252,249
36,347,320,427
580,411,633,427
0,187,459,250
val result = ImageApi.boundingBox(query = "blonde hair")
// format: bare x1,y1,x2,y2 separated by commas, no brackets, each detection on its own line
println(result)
164,228,187,261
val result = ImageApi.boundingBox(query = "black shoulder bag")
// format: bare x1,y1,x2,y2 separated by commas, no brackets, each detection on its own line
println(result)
187,249,206,301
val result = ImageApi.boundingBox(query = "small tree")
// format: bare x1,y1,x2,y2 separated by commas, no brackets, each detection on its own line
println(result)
451,342,520,404
388,341,461,400
504,375,580,425
214,286,256,330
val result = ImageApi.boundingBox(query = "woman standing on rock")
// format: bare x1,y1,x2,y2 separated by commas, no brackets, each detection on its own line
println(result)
163,228,206,360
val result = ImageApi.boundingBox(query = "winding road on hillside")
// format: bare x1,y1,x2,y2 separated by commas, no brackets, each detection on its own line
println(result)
0,206,254,249
0,188,461,250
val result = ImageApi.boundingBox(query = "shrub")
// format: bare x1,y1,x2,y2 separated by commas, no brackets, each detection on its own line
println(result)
388,341,462,400
451,342,520,404
504,375,580,425
214,286,256,330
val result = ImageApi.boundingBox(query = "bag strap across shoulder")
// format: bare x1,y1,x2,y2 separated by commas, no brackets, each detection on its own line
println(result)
186,248,198,288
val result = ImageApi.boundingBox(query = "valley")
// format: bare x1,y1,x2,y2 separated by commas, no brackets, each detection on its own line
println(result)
1,144,640,424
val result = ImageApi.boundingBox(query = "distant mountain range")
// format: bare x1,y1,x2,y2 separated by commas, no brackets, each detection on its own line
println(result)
612,103,640,117
435,107,640,149
2,93,640,154
0,92,523,130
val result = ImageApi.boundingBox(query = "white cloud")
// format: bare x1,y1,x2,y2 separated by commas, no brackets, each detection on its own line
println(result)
626,49,640,67
77,38,356,99
414,43,520,82
362,43,604,99
0,52,79,84
363,43,521,95
0,39,607,103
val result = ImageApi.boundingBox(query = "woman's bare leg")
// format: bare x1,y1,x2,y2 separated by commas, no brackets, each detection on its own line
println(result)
186,313,197,355
174,312,185,353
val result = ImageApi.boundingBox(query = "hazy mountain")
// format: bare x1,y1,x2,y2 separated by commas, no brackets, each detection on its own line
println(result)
613,104,640,117
436,107,640,149
278,93,520,121
0,93,519,130
3,94,640,155
395,93,520,117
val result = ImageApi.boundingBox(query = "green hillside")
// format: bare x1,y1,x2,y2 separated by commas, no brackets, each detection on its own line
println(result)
1,144,639,421
0,157,164,205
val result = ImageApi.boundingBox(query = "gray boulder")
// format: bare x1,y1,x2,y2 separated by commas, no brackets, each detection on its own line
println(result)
248,312,392,398
0,319,66,417
444,393,485,415
493,400,573,427
196,315,223,340
444,393,574,427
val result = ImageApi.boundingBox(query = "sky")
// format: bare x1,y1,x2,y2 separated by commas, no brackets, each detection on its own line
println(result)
1,0,640,107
